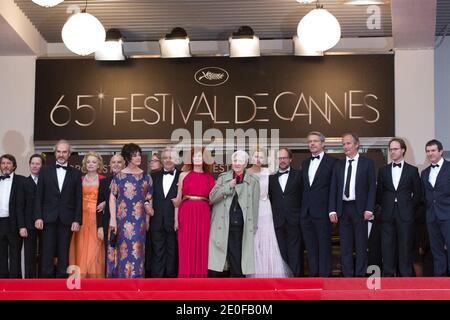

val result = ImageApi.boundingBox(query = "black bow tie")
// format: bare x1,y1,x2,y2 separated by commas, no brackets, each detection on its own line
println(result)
278,170,289,176
0,175,10,180
56,164,68,170
393,163,402,168
163,170,175,175
311,155,320,161
431,164,440,169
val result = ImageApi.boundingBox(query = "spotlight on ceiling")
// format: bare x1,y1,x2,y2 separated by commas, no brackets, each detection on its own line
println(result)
95,29,126,61
229,26,260,58
293,35,324,56
159,27,191,58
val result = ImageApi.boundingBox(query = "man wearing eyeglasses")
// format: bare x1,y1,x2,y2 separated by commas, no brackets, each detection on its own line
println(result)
376,138,421,277
300,132,337,277
269,147,303,276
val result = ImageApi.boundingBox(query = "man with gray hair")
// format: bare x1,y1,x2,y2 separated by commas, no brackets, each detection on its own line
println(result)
300,131,337,277
34,139,82,278
149,147,180,277
329,133,376,277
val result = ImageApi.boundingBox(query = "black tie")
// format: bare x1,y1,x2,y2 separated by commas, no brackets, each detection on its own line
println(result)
163,170,175,175
278,170,289,176
344,159,354,198
311,155,320,161
431,164,440,169
0,175,10,181
393,163,402,168
56,164,68,170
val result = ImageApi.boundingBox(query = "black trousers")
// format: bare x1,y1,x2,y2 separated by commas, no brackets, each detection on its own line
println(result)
300,213,332,277
23,229,39,278
339,201,368,277
150,226,178,278
274,222,303,277
427,217,450,276
0,218,21,278
227,224,244,277
381,205,413,276
40,219,73,278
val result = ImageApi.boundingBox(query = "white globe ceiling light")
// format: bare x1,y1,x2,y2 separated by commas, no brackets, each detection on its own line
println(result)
32,0,64,7
297,7,341,52
62,11,106,56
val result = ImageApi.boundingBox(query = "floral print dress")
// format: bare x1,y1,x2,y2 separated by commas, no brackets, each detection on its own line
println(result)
107,172,152,278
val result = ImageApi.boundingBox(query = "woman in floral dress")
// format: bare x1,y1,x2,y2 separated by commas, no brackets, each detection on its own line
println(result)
107,143,153,278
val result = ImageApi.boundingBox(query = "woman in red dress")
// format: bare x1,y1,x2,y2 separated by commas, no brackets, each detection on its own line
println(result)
173,147,215,277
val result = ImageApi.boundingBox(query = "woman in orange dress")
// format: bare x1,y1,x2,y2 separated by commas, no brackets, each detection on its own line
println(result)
70,151,106,278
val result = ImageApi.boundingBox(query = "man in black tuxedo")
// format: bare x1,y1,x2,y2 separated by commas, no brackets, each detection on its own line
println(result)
0,154,24,278
376,138,421,276
421,139,450,276
149,147,180,277
97,154,125,267
34,140,82,278
269,147,303,276
329,133,376,277
19,154,44,278
300,131,337,277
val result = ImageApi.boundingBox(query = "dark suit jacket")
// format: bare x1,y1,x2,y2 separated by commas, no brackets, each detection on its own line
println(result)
376,162,421,222
97,175,113,231
269,168,303,228
421,159,450,222
300,153,338,219
4,173,25,231
20,176,38,230
329,155,376,217
151,170,180,232
34,164,82,226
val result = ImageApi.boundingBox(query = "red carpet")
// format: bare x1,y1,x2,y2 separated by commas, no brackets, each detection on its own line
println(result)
0,278,449,300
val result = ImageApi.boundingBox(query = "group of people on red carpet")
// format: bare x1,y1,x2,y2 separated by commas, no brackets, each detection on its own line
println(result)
0,132,447,278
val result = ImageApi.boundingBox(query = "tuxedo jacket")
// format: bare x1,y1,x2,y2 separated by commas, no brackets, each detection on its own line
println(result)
329,155,376,217
3,173,25,231
269,168,303,228
421,159,450,222
34,164,82,226
151,170,180,232
97,175,113,230
376,161,421,222
300,153,338,219
20,175,38,230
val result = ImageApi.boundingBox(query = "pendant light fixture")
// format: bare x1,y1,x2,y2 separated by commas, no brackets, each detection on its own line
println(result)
31,0,64,7
297,0,341,52
61,0,106,56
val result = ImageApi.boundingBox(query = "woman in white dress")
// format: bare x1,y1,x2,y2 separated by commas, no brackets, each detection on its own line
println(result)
247,150,292,278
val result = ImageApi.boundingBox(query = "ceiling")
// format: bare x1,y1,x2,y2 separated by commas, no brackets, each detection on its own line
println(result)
14,0,396,43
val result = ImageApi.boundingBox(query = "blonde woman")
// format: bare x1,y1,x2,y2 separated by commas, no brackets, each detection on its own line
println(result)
70,151,106,278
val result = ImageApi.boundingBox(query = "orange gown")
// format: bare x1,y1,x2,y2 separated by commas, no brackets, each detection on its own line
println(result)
70,181,105,278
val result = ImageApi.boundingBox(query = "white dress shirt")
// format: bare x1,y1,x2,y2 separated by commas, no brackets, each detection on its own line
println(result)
308,151,324,186
343,153,359,201
391,160,404,203
429,158,444,188
278,167,291,193
391,160,404,190
162,168,176,197
31,174,38,185
56,162,68,192
0,172,14,218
